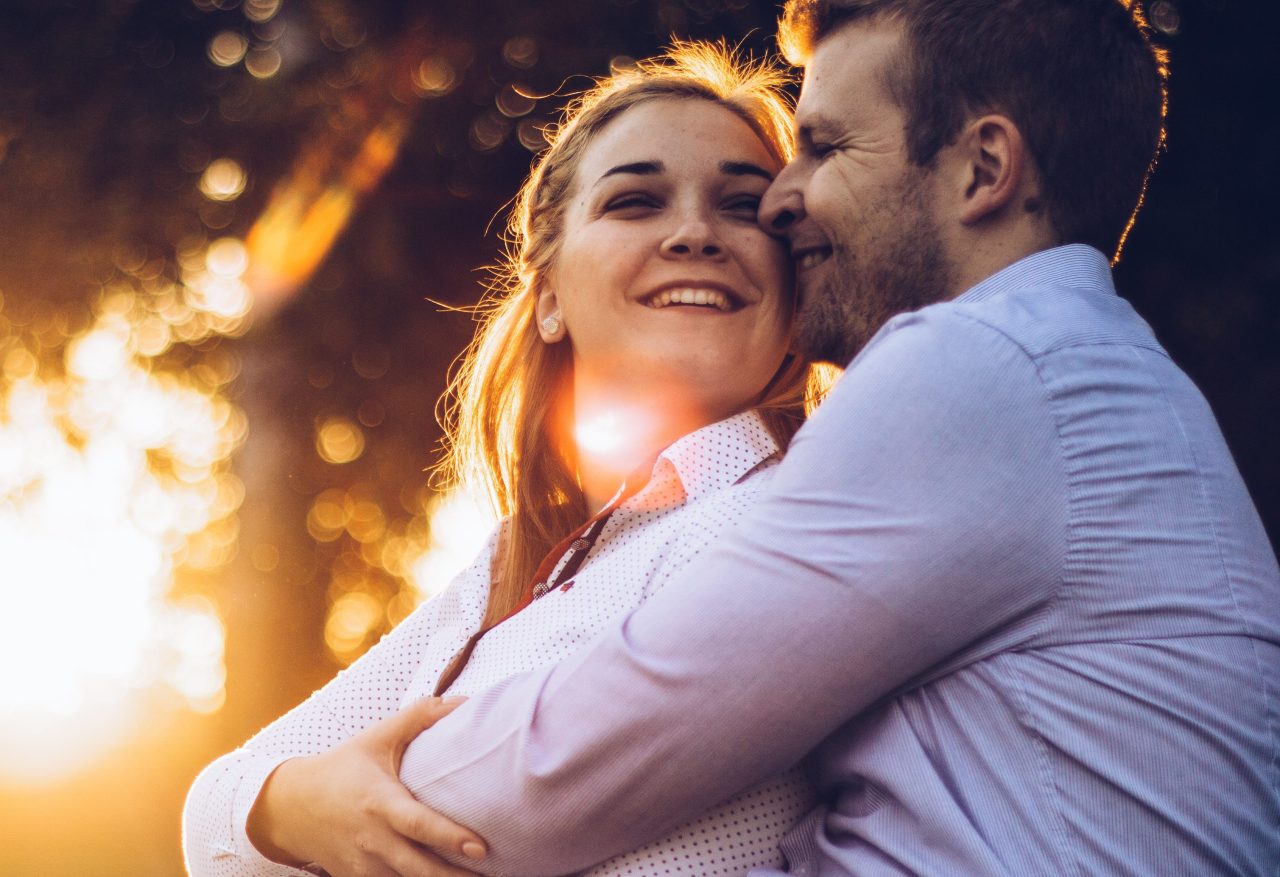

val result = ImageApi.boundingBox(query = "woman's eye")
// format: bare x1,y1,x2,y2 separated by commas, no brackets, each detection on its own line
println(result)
723,195,762,218
604,194,660,212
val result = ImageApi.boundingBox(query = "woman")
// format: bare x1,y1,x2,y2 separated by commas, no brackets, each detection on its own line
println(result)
185,42,834,877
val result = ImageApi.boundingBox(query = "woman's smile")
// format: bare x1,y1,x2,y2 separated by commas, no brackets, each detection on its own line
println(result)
543,97,794,426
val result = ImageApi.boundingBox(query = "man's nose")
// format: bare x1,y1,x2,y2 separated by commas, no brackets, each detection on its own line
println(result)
759,164,805,234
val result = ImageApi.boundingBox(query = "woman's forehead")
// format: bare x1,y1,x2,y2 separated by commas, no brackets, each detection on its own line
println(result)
575,98,779,185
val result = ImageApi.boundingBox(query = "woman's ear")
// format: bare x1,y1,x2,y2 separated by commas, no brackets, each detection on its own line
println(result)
954,114,1033,226
535,287,565,343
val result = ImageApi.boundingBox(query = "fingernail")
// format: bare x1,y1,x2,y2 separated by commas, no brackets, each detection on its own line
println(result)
461,841,487,860
442,695,468,706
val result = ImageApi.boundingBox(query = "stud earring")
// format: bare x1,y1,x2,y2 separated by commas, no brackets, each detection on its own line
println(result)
541,315,561,335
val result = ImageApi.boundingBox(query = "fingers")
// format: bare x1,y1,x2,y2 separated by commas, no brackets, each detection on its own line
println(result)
384,843,484,877
385,790,487,863
374,697,466,750
340,827,482,877
406,695,468,731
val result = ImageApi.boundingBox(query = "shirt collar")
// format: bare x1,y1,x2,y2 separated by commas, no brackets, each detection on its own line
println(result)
643,409,781,502
954,244,1115,305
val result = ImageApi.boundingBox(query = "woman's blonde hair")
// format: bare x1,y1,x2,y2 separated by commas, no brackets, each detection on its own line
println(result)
440,41,838,626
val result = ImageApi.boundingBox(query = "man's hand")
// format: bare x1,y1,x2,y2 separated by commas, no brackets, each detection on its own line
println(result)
247,697,487,877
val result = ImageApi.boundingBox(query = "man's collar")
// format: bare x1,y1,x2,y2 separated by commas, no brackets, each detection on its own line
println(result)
954,244,1115,305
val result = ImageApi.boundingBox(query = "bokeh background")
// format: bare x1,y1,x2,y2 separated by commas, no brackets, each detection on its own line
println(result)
0,0,1275,874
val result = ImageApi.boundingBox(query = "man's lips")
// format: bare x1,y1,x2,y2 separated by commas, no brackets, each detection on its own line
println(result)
794,246,833,271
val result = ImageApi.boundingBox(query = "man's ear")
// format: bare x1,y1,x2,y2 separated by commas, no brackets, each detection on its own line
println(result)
535,286,565,343
954,114,1033,226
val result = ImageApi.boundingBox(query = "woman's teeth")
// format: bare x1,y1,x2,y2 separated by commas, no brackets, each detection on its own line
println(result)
647,288,732,311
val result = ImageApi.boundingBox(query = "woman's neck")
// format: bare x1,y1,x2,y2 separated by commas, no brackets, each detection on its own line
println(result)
571,386,712,512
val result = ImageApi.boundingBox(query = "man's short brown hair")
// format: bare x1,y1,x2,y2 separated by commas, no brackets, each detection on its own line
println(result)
779,0,1168,260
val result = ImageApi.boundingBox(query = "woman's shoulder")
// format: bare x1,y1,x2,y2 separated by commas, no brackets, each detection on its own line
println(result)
658,409,783,501
404,514,506,623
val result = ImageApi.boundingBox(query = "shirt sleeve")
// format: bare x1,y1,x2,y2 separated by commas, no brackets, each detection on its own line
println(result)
182,528,500,877
398,308,1069,876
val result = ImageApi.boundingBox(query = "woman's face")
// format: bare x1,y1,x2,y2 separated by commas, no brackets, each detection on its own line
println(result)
542,97,793,434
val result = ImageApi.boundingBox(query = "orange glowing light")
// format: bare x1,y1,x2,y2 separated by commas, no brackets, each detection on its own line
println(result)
244,114,412,308
199,158,247,201
409,482,497,602
0,288,243,781
315,416,366,464
244,0,283,25
246,47,283,79
208,31,249,67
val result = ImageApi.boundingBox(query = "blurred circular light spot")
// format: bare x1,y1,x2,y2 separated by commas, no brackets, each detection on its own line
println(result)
517,118,548,152
3,346,38,381
199,158,247,202
1148,0,1181,35
208,31,249,67
496,84,536,119
307,489,349,541
245,46,283,79
316,416,365,464
357,398,385,428
411,58,458,97
243,0,281,23
502,35,539,69
324,591,382,658
205,237,249,277
66,324,130,381
352,345,391,380
326,18,366,50
469,112,510,153
346,500,385,544
199,200,237,230
386,590,418,626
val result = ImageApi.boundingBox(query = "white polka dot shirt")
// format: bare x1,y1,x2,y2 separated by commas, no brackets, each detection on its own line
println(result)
182,410,818,876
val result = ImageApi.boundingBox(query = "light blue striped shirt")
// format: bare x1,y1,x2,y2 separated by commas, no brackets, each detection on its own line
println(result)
400,245,1280,876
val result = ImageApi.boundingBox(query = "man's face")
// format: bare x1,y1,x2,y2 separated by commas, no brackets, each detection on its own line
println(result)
760,19,953,366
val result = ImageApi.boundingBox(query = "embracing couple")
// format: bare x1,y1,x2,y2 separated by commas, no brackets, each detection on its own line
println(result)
185,1,1280,875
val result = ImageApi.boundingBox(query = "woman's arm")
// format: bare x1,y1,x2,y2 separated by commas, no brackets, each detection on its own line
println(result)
245,697,486,877
182,527,500,877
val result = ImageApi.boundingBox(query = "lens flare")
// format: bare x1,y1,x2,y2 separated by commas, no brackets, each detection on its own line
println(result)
409,482,496,601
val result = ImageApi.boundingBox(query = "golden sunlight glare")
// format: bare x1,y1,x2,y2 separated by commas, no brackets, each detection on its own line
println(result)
0,266,245,782
409,482,496,602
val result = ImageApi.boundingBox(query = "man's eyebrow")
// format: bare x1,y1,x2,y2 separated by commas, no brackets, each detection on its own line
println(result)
720,161,774,181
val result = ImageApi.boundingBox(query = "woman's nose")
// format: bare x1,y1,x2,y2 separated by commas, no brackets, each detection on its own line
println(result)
659,213,724,259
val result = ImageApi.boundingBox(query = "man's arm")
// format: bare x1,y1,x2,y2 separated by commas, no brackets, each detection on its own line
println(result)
400,308,1069,876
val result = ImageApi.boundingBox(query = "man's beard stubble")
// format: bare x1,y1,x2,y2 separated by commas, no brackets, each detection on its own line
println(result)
793,173,952,367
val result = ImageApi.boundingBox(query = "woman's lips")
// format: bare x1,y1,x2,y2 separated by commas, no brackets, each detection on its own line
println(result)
642,287,741,311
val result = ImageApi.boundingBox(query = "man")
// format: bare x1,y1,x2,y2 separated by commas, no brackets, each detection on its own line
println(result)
263,2,1280,874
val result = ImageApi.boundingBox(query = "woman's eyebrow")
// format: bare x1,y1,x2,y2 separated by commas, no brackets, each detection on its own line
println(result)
720,161,774,181
592,159,774,188
595,161,663,186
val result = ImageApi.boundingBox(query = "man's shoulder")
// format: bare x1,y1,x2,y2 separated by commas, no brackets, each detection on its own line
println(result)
917,282,1165,364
